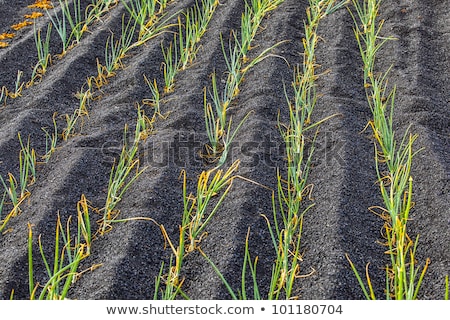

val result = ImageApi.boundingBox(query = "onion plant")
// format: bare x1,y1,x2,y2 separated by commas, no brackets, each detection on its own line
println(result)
85,0,119,24
100,14,137,79
177,0,219,70
134,9,177,47
264,0,346,299
45,0,108,57
59,0,84,45
98,107,151,234
220,32,243,103
446,276,449,300
204,83,252,167
202,0,288,165
177,14,198,71
104,33,123,78
347,0,429,300
143,75,162,115
161,38,179,94
0,86,6,106
42,113,59,163
28,0,118,85
204,83,224,158
155,161,240,299
121,0,158,40
201,0,346,300
0,174,22,233
99,124,142,234
117,14,138,59
46,2,69,56
98,3,171,89
158,0,219,92
8,70,24,99
121,0,175,45
32,23,52,81
62,1,172,148
0,133,37,232
28,195,93,300
201,228,261,299
239,0,284,61
143,0,219,120
18,133,37,197
62,89,90,140
0,192,5,222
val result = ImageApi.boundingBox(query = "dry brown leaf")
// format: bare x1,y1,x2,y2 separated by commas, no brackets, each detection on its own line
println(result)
11,20,34,31
0,33,15,40
28,0,54,10
24,12,44,19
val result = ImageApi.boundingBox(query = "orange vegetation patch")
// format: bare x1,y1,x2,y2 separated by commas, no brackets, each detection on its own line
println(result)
0,33,15,40
11,20,34,31
0,41,9,48
24,12,44,19
28,0,54,10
